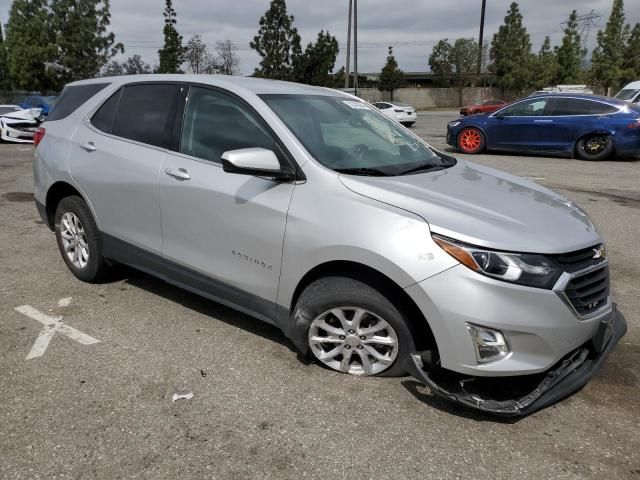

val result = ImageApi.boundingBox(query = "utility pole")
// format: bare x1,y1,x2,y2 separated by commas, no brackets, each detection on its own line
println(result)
354,0,358,95
345,0,352,89
476,0,486,76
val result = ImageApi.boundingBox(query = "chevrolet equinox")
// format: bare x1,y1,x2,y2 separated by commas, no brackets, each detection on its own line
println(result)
33,75,626,416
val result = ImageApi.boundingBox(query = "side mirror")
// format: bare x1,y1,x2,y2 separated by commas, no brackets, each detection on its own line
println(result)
221,148,295,180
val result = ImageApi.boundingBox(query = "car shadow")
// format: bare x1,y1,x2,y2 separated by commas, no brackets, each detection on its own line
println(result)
109,264,297,353
400,379,524,424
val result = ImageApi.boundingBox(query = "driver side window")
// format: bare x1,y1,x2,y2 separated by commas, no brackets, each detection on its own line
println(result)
499,98,550,117
180,87,279,163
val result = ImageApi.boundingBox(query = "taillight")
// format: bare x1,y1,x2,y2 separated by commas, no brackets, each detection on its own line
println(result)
33,127,45,147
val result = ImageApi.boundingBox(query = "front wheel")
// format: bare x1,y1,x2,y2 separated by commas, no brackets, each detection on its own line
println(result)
293,277,415,377
576,134,613,161
457,127,485,154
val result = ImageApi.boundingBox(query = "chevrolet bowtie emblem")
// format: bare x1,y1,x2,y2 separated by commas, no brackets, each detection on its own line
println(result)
592,245,606,259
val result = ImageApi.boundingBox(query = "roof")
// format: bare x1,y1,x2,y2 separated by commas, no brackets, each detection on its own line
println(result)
621,80,640,89
67,74,348,97
529,93,630,107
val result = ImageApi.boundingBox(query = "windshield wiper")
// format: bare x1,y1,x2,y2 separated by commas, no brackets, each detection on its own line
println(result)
398,164,446,175
334,167,394,177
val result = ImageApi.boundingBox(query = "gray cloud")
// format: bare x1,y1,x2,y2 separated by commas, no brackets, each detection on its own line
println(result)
2,0,639,75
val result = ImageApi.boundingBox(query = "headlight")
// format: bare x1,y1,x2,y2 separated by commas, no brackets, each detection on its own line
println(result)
448,121,461,127
432,234,562,289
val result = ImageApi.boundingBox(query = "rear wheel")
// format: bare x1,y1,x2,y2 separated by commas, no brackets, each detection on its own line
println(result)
293,277,415,377
54,196,108,282
457,127,485,154
576,134,613,161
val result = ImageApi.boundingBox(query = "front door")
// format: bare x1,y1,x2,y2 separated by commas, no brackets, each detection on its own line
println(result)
159,86,296,321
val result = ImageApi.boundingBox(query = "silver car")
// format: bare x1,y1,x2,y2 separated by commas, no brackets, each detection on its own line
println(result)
33,75,626,416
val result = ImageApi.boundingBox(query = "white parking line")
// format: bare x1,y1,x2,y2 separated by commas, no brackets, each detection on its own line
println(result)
15,305,100,360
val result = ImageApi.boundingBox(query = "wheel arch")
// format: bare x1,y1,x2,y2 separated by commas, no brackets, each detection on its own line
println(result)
44,181,86,231
289,260,438,354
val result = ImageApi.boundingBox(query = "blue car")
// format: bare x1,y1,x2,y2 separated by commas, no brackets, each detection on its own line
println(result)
19,95,57,117
446,94,640,160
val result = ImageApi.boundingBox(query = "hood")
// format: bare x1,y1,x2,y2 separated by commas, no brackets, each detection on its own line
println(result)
0,108,39,123
339,160,601,254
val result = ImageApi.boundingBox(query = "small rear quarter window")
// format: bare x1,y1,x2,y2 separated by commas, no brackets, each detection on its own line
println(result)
47,83,110,121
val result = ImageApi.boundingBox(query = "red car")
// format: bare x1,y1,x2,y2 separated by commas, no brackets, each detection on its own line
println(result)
460,99,506,116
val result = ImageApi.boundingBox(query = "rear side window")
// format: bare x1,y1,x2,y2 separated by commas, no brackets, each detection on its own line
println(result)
91,89,122,133
47,83,109,121
112,84,180,149
551,98,618,116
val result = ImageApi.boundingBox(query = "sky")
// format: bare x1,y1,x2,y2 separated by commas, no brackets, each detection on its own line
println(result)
1,0,639,75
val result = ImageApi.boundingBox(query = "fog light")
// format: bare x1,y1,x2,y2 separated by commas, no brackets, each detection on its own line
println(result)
466,324,510,363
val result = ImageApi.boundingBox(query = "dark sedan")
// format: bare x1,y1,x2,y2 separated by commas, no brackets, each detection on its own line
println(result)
447,94,640,160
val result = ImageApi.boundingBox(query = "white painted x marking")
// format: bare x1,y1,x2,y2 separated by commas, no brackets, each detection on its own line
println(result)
15,305,100,360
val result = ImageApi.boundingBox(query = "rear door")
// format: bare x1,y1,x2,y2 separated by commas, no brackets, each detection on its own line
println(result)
158,86,296,317
69,83,181,253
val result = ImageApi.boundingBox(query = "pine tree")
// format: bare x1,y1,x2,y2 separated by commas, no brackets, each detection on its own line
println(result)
250,0,301,80
621,23,640,87
157,0,185,74
489,2,534,95
378,47,404,101
292,30,339,86
554,11,586,84
532,37,558,89
591,0,628,93
4,0,57,92
49,0,123,86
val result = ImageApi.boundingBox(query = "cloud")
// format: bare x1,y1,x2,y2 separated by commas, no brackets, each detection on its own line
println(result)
2,0,639,75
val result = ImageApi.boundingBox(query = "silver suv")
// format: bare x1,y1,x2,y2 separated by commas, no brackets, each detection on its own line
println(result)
33,75,626,416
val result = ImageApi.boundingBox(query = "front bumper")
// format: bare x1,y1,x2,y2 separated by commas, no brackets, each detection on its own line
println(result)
405,306,626,416
1,124,37,143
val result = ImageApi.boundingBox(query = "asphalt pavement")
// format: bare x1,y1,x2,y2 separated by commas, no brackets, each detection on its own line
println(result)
1,113,639,479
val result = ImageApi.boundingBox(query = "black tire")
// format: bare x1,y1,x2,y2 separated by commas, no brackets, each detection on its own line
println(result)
576,134,614,161
54,196,108,283
401,122,415,128
291,277,416,377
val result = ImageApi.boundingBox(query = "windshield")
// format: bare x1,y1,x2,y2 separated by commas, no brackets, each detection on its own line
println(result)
615,89,640,101
261,94,454,176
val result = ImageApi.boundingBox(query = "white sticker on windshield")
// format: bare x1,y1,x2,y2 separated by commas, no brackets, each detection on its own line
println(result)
342,100,371,110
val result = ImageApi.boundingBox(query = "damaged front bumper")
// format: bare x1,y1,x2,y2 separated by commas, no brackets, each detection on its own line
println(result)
406,305,627,417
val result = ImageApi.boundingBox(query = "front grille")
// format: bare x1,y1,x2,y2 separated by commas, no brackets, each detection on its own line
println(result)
564,264,610,316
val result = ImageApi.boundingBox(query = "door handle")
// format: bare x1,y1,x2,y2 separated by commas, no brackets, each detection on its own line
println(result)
533,119,553,123
81,142,97,152
165,167,191,180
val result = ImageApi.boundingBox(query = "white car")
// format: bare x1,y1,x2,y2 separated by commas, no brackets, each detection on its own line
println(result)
0,105,42,143
372,102,417,127
614,81,640,103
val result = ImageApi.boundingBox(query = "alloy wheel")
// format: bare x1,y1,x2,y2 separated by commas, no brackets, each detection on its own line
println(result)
60,212,89,269
308,307,399,376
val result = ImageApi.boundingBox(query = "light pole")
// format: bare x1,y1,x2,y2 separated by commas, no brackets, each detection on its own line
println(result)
345,0,352,89
476,0,486,77
353,0,358,96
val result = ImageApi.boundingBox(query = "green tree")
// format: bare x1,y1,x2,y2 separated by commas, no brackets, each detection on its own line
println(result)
157,0,185,73
292,30,339,86
591,0,628,93
122,54,151,75
532,36,557,89
428,39,453,85
489,2,534,95
250,0,301,80
3,0,56,92
429,38,478,105
554,11,586,84
621,23,640,86
378,46,404,101
50,0,123,86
